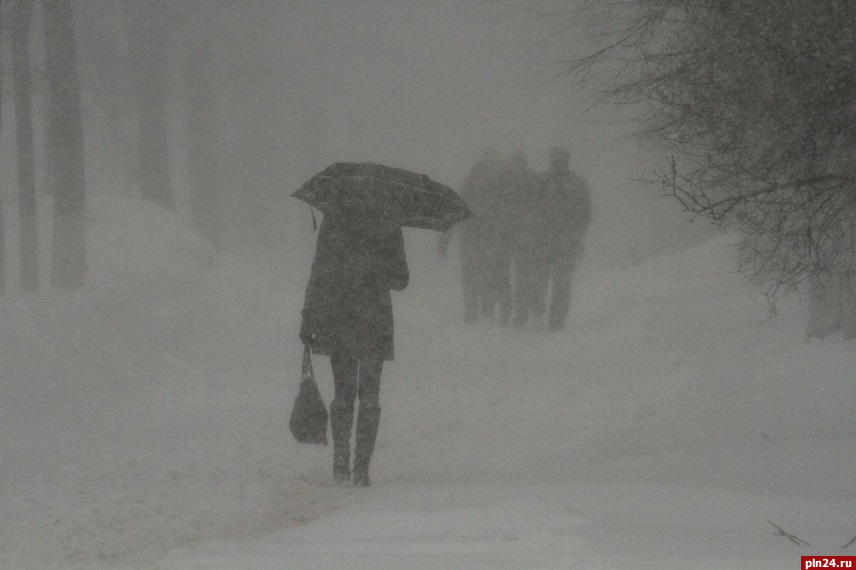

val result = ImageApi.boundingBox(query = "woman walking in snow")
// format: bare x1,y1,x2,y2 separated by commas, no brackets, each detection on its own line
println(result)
300,207,409,486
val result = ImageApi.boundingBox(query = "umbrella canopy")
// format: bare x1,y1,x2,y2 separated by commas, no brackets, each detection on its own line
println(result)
293,162,473,232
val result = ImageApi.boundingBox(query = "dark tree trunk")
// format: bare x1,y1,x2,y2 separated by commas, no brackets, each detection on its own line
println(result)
185,15,221,248
0,1,5,294
43,0,87,289
128,0,173,210
12,0,38,292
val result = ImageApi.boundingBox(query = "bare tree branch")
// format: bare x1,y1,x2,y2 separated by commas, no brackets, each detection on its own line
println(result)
769,521,811,547
563,0,856,312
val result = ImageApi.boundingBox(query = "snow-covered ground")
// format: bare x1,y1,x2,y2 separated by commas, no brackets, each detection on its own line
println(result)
0,194,853,569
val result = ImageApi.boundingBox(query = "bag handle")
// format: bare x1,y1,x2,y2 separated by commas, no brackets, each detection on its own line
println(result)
302,345,314,380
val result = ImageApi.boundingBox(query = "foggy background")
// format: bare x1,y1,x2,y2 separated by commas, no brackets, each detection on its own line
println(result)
0,2,853,568
1,0,709,287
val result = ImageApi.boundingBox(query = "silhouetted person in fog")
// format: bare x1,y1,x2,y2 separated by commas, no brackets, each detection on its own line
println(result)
507,152,549,329
301,208,409,486
541,146,592,331
477,154,514,325
439,149,511,324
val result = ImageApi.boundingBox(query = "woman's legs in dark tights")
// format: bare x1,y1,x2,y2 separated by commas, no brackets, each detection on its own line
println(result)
330,353,357,483
353,356,383,486
329,353,383,485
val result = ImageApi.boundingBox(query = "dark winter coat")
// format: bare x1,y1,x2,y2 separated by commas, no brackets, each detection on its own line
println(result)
302,212,409,361
537,169,592,262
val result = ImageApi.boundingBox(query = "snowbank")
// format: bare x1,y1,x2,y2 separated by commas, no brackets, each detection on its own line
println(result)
0,195,852,568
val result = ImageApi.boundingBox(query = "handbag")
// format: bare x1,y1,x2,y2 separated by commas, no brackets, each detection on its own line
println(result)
288,346,328,445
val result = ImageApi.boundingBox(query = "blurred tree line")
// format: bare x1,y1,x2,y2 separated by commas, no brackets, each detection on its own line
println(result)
561,0,856,334
1,0,84,291
1,0,314,293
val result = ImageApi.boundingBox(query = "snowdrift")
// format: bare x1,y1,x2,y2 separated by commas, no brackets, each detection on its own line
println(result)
0,194,852,568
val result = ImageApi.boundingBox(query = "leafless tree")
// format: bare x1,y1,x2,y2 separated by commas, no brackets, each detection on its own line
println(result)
565,0,856,314
43,0,87,289
0,0,5,294
10,0,37,291
125,0,174,210
180,1,223,249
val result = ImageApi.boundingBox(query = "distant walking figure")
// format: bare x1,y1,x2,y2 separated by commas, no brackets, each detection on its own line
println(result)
540,146,592,331
300,209,409,486
506,152,549,329
438,148,511,324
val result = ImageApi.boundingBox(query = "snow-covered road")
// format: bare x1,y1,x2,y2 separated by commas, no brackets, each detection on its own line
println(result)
0,195,852,568
162,454,852,570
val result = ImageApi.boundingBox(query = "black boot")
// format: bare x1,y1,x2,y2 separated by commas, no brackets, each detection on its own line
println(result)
352,405,380,487
329,399,354,485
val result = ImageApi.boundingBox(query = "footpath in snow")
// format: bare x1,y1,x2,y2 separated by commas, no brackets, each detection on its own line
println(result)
161,233,856,568
0,195,852,568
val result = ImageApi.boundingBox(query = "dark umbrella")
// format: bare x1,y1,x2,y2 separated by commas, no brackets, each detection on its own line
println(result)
293,162,473,232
